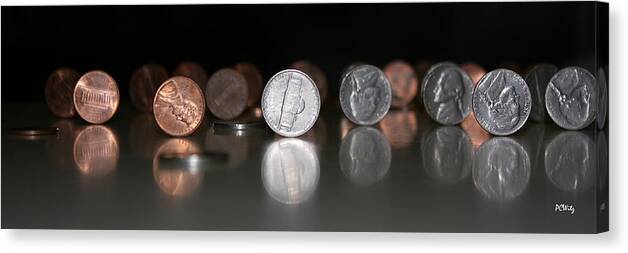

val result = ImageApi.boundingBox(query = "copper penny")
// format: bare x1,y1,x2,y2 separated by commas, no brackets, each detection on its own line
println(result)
173,61,208,93
73,125,119,177
45,68,80,118
129,63,169,112
205,68,248,120
460,62,486,85
379,109,418,149
153,76,205,137
291,60,328,102
234,62,263,107
152,138,204,197
384,60,418,108
73,70,120,124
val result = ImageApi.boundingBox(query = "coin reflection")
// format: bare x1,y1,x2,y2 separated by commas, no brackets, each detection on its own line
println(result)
379,109,418,149
204,127,248,168
460,111,491,150
153,138,204,197
473,137,530,200
262,138,319,204
73,125,119,177
545,131,596,192
340,117,356,139
339,127,391,186
421,126,472,183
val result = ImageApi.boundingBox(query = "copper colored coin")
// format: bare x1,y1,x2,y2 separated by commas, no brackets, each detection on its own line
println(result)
384,60,418,108
378,109,418,149
291,60,328,102
73,125,119,177
129,63,169,112
173,61,208,93
460,62,486,86
45,68,80,118
152,138,204,197
153,76,205,136
234,62,263,107
73,70,120,124
205,68,249,120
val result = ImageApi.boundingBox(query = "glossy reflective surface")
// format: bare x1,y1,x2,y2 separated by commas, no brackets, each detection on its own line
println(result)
1,102,607,233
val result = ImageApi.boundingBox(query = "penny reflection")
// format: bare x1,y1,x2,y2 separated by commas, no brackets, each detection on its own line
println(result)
153,138,204,197
473,137,530,200
460,111,490,150
262,138,319,205
379,108,418,149
421,126,472,183
545,131,596,192
339,127,391,186
73,125,119,177
204,127,249,168
47,119,80,168
129,114,161,159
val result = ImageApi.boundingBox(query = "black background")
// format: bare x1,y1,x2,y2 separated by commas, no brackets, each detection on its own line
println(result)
2,2,598,102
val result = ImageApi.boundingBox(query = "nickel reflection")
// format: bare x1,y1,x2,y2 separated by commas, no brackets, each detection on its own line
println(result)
73,125,119,177
421,126,472,183
152,138,204,197
262,138,319,205
545,131,596,192
379,108,418,149
473,137,530,200
339,127,391,186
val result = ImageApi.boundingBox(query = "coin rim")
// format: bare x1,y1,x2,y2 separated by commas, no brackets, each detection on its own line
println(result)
544,66,597,130
153,76,206,137
73,70,120,124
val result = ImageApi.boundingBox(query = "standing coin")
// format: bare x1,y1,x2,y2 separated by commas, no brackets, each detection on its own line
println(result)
472,69,531,136
173,61,208,93
420,62,456,100
524,63,558,122
422,63,473,125
234,62,263,107
206,68,249,120
261,69,320,137
73,70,120,124
291,60,328,102
597,67,607,129
339,64,392,125
384,60,418,108
153,76,205,136
129,63,169,112
45,68,80,118
545,66,598,130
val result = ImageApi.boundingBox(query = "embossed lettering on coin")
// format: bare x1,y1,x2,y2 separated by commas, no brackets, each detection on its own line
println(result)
234,62,263,107
73,125,119,177
261,69,320,137
422,63,473,125
153,76,205,136
524,64,558,122
339,127,391,186
384,60,418,108
129,63,169,112
545,66,598,130
206,68,249,120
473,69,531,136
45,68,80,118
339,64,392,125
473,137,530,200
73,70,120,124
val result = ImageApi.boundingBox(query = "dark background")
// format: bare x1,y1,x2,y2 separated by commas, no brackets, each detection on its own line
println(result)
1,2,600,102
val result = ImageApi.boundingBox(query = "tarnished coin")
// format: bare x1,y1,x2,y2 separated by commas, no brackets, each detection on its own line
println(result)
339,127,391,186
153,76,205,136
472,137,530,201
597,67,607,129
422,63,473,125
206,68,249,120
291,60,328,102
73,125,119,177
129,63,169,112
173,61,208,93
460,62,486,85
261,69,320,137
339,64,392,125
473,69,531,136
384,60,418,108
545,131,595,192
45,68,80,118
73,70,120,124
421,126,472,184
233,62,263,107
545,66,598,130
524,63,558,122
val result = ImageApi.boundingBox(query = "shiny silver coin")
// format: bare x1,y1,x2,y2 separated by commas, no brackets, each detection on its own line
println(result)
262,138,319,205
339,127,391,186
524,63,558,122
339,64,392,125
545,66,598,130
261,69,321,137
420,61,457,99
422,63,473,125
545,131,596,192
472,137,530,201
597,67,607,129
472,69,531,136
420,126,472,184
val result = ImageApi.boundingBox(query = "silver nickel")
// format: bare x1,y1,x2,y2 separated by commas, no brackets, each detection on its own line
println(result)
420,61,457,101
339,127,391,186
545,66,598,130
473,69,531,136
261,69,320,137
524,63,558,122
422,63,473,125
545,131,596,192
597,67,607,129
339,64,392,125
